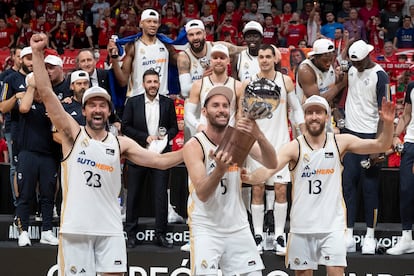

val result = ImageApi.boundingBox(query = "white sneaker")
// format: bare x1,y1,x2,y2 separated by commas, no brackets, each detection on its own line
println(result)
168,209,185,224
18,231,31,247
274,235,286,256
386,237,414,255
362,236,376,254
40,230,59,246
346,235,356,253
180,241,190,252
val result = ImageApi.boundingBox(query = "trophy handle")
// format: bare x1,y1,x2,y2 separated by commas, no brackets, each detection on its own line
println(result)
215,126,256,166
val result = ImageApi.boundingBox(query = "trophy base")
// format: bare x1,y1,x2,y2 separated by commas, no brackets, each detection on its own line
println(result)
215,126,256,166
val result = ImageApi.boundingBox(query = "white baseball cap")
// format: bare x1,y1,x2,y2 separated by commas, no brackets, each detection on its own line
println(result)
71,70,90,83
308,38,335,56
82,86,111,105
302,95,330,114
211,44,229,58
348,40,374,61
20,47,32,58
204,86,233,106
45,55,63,67
243,21,263,35
140,9,159,22
185,19,205,32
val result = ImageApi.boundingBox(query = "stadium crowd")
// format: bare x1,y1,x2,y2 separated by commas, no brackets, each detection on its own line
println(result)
1,0,414,274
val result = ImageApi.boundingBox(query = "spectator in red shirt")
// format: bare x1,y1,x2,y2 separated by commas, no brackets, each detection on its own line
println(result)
203,0,219,24
283,12,307,48
219,1,242,31
162,6,180,39
180,2,199,27
119,9,139,38
63,1,77,34
71,14,94,49
97,8,116,49
0,18,14,50
358,0,380,30
33,15,52,36
262,14,279,45
44,1,61,35
51,21,71,54
6,6,22,34
217,15,238,44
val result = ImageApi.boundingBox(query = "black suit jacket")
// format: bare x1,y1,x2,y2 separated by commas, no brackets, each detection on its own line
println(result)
95,68,110,93
121,94,178,153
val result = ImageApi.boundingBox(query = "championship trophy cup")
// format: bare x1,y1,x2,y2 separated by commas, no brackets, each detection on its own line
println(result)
215,78,281,165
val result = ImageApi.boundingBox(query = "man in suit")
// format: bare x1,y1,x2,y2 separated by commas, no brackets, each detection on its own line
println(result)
76,48,121,128
122,69,178,248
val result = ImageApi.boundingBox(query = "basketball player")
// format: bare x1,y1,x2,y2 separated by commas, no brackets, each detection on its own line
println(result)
244,95,394,276
30,33,183,276
178,19,246,98
183,85,277,275
243,44,305,255
108,9,174,96
184,44,242,135
296,38,347,104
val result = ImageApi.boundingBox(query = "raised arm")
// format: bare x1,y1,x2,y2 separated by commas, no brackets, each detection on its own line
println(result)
107,40,134,87
119,135,183,169
30,33,80,152
243,139,299,185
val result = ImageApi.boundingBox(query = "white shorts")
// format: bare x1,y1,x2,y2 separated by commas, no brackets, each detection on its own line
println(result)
58,233,127,275
191,227,264,275
286,231,347,270
246,156,290,185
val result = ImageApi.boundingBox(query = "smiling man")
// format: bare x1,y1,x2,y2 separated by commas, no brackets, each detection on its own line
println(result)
29,33,183,276
296,38,347,105
244,95,395,276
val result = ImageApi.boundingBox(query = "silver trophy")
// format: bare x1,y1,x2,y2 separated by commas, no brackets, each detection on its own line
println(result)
200,56,210,69
215,78,281,165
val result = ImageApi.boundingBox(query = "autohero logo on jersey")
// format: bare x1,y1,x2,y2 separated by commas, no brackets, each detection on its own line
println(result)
77,156,114,172
301,165,334,178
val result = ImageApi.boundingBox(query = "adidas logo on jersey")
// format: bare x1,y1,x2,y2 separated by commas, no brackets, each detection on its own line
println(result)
79,150,86,155
106,148,115,155
71,111,78,116
325,152,334,158
19,84,25,89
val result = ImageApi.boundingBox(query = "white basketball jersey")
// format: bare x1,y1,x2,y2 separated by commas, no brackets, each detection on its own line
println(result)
188,132,248,234
60,127,123,236
246,72,290,182
290,133,346,233
199,76,238,127
130,38,169,96
184,42,213,82
345,64,384,134
295,58,336,104
237,50,260,81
